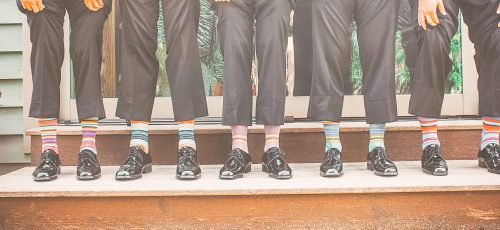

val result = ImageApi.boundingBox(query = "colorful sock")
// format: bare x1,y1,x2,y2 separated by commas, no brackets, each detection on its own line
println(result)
231,125,249,152
264,125,280,152
481,117,500,150
418,117,440,149
323,121,342,152
369,123,386,152
39,118,59,154
178,120,196,150
130,120,149,153
80,118,98,154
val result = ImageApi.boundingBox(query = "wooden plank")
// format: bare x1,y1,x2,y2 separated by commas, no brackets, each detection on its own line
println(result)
0,52,22,80
0,0,22,24
0,135,29,163
29,128,481,165
0,108,22,135
1,161,498,197
0,25,22,52
0,79,22,107
0,191,499,229
25,119,484,136
100,1,116,98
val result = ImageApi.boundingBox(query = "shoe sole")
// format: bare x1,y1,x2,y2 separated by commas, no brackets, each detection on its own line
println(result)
77,173,101,180
115,164,153,181
219,163,252,180
478,158,500,174
422,168,448,176
262,163,292,180
367,162,398,177
176,173,202,180
33,167,61,182
320,170,344,177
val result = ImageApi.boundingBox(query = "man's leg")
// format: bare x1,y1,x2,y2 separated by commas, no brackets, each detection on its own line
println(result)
409,0,459,176
115,0,157,180
66,0,112,180
215,0,255,180
162,0,207,180
355,0,400,176
461,0,500,174
255,0,293,179
308,0,354,177
18,0,65,181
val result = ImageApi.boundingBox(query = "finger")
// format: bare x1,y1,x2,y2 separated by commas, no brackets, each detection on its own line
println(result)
437,0,447,16
26,2,33,11
429,12,440,25
418,12,426,30
31,0,39,13
426,15,436,27
97,0,104,7
92,0,101,9
86,1,97,11
36,2,45,12
21,1,28,9
497,3,500,14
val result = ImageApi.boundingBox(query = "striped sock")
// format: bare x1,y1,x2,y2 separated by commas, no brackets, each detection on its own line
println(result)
323,121,342,152
130,120,149,153
481,117,500,150
178,120,196,150
80,118,98,154
418,117,440,149
264,125,280,152
39,118,58,154
231,125,249,152
369,123,386,152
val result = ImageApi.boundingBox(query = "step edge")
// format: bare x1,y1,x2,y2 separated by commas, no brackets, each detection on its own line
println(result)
1,186,498,198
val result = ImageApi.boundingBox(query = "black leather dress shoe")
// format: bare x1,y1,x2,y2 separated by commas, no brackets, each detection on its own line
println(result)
32,149,61,181
478,144,500,174
367,147,398,176
115,146,152,180
421,144,448,176
262,147,292,179
176,146,201,180
320,148,344,177
219,148,252,180
76,150,101,180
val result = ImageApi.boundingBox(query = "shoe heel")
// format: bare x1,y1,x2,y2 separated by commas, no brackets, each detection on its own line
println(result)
367,161,373,171
478,159,487,168
245,163,252,173
143,164,153,174
262,163,269,173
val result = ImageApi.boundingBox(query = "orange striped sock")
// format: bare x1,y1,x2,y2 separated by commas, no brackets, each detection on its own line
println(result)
80,118,98,154
481,117,500,150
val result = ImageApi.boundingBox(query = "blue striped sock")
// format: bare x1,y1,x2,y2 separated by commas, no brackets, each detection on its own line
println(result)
369,123,386,152
178,120,196,150
323,121,342,152
130,121,149,153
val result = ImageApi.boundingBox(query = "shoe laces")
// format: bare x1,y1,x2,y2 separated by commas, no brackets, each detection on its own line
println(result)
178,147,196,164
123,147,145,166
78,151,98,167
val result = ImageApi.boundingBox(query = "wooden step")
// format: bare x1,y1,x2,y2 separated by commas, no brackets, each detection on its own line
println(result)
26,119,484,166
0,161,499,229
